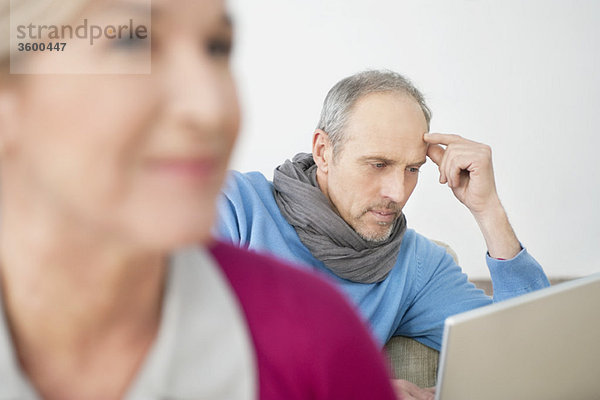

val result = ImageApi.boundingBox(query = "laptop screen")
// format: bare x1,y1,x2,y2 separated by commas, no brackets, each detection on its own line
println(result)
436,273,600,400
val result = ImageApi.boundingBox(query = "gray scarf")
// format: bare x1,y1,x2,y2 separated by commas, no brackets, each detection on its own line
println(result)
272,153,406,284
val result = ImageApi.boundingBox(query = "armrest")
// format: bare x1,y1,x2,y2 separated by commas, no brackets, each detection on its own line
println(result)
384,336,439,388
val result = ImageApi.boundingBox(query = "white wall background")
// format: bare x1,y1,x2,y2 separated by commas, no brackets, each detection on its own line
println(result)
227,0,600,279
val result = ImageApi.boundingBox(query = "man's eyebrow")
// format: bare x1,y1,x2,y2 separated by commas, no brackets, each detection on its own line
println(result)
408,159,427,167
358,156,427,166
359,155,396,164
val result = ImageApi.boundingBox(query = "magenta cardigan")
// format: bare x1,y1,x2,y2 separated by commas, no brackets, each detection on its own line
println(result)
210,241,397,400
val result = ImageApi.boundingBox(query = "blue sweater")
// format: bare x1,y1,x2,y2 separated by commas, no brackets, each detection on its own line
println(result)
215,171,550,350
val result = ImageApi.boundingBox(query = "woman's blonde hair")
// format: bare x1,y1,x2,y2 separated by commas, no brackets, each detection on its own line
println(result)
0,0,91,71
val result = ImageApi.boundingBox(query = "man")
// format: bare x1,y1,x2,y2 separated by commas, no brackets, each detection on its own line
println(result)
215,70,549,395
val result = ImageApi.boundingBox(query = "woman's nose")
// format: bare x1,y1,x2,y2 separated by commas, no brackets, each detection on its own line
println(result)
159,41,236,137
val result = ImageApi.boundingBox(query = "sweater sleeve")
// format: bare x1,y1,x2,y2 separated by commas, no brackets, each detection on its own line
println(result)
395,238,549,351
213,172,245,244
486,247,550,301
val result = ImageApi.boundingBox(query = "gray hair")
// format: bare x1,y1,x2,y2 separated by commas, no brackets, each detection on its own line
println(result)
316,70,431,157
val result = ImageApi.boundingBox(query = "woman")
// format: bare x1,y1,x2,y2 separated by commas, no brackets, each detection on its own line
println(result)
0,0,396,399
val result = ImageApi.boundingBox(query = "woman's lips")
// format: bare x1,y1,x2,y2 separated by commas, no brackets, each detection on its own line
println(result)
146,157,219,181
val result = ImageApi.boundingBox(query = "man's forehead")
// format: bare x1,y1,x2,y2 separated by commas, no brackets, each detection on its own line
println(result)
345,93,428,136
343,132,428,165
349,91,427,121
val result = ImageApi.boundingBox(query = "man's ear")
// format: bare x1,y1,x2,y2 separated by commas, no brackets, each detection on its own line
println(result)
312,129,332,173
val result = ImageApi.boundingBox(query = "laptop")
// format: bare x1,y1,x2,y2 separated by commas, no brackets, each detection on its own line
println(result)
435,272,600,400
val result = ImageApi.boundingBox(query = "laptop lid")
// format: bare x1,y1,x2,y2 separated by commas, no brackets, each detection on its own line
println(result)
436,272,600,400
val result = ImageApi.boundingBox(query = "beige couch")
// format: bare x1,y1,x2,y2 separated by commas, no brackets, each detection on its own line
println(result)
385,336,439,387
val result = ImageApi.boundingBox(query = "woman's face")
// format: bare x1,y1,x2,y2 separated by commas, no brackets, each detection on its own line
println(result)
0,0,240,250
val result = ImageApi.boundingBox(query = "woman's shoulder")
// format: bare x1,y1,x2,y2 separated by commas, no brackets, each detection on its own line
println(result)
208,241,396,400
210,240,346,312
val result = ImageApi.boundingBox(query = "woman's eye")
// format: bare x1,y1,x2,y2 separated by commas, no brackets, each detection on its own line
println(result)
112,37,147,51
206,38,232,58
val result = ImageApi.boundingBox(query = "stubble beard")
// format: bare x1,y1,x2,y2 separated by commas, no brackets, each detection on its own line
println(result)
354,204,401,243
357,220,396,243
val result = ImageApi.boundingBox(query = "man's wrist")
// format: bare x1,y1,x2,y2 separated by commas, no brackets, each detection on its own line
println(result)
473,200,522,259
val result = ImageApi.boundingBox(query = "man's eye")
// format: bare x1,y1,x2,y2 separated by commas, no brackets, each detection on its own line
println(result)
372,163,386,169
407,167,420,173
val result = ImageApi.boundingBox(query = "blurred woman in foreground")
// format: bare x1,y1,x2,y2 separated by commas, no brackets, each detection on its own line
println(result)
0,0,396,399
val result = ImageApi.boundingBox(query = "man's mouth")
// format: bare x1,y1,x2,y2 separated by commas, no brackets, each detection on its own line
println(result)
368,210,398,224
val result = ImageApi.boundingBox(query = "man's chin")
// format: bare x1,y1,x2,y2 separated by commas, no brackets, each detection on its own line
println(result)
357,225,395,244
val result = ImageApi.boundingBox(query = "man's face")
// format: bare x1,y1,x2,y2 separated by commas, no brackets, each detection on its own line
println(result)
319,92,428,242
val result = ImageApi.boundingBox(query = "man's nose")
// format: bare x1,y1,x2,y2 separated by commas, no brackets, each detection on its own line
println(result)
380,169,406,204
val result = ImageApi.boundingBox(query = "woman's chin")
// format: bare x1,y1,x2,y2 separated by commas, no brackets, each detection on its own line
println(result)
126,213,217,252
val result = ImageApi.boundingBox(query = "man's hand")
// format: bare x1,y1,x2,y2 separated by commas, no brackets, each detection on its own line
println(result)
424,133,521,260
424,133,498,214
392,379,435,400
